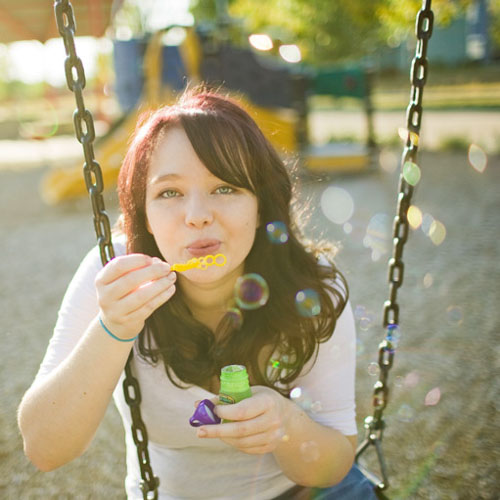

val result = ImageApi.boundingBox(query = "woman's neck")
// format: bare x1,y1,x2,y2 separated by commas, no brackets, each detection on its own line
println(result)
178,264,243,332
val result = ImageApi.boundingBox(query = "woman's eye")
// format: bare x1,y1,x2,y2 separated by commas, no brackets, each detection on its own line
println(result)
160,189,180,199
215,185,235,195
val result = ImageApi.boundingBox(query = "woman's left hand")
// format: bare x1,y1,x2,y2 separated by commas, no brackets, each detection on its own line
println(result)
196,386,291,454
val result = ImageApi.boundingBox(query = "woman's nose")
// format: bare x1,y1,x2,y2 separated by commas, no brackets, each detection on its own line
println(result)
184,194,214,228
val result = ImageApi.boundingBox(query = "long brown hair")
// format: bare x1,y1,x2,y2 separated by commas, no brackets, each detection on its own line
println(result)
117,87,348,394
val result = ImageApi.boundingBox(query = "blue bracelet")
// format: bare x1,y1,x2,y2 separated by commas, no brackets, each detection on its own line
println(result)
99,317,139,343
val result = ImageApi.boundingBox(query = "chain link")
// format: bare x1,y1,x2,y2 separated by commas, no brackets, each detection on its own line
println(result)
355,0,434,491
54,2,158,498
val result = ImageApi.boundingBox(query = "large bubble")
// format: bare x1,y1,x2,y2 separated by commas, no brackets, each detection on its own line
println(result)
234,273,269,310
320,186,355,225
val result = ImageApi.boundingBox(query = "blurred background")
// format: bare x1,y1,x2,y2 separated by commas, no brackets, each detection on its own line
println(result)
1,0,499,498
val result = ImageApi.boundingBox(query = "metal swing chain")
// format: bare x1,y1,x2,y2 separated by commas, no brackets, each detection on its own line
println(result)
355,0,434,492
54,2,159,498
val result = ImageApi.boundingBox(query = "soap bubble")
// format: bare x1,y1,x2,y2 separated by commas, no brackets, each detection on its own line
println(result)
311,401,323,413
234,273,269,310
343,222,353,234
356,338,365,356
290,387,303,400
397,404,416,422
226,307,243,330
468,144,487,173
300,441,320,462
367,362,380,377
446,305,463,325
424,387,441,406
295,289,321,317
320,186,354,225
403,161,421,186
266,221,289,244
354,305,366,320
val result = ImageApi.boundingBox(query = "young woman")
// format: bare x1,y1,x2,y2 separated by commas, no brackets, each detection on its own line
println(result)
18,89,375,499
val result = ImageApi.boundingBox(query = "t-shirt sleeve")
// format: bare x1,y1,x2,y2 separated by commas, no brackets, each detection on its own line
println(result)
292,299,357,436
33,244,109,385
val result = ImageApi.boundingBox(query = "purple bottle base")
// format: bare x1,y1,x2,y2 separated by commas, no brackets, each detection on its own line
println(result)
189,399,221,427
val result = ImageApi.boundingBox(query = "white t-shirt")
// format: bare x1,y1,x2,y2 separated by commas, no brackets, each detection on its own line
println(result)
35,238,357,499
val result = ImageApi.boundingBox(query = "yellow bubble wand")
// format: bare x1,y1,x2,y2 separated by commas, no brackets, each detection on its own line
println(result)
171,253,227,272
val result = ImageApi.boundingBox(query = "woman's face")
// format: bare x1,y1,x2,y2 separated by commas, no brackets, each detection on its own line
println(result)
145,126,259,285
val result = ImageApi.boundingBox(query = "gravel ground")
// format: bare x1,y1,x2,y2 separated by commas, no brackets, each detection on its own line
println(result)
0,149,498,499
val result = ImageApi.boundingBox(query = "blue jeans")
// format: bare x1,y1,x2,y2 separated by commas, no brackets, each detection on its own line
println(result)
311,464,377,499
274,464,377,500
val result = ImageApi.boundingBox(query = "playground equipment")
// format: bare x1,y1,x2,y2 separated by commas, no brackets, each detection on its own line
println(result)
53,0,434,497
41,16,375,204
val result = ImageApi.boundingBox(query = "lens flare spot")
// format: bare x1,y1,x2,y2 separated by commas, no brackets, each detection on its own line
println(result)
429,220,446,246
367,362,380,377
446,305,463,325
300,441,320,462
295,289,321,317
397,404,416,422
403,161,421,186
290,387,303,400
343,222,353,234
378,149,399,173
320,186,355,225
423,273,434,288
421,213,435,236
266,221,289,244
234,273,269,310
407,205,423,230
364,213,391,257
404,371,420,388
468,144,487,173
248,33,273,51
424,387,441,406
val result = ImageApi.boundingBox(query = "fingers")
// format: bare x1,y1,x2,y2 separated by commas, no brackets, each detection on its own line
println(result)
96,254,177,339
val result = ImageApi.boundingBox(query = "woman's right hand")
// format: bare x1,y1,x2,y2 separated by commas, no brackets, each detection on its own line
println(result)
95,254,176,340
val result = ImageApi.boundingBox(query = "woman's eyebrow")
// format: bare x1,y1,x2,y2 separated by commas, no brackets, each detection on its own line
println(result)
149,173,182,184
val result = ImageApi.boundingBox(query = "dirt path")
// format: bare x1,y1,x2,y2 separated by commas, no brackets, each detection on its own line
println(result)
1,150,499,499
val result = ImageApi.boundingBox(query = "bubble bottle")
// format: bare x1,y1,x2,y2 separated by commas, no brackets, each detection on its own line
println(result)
219,365,252,405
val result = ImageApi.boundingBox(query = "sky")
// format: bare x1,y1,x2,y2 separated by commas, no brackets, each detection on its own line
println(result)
1,0,193,86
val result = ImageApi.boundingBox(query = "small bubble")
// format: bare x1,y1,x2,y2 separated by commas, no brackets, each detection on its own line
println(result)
311,401,322,413
424,387,441,406
468,144,487,173
407,205,423,230
423,273,434,288
266,221,289,244
343,222,353,234
359,317,372,331
354,305,366,320
403,161,421,186
429,220,446,246
234,273,270,310
226,307,243,329
397,404,415,422
290,387,303,400
446,305,463,325
356,338,365,356
320,186,355,225
300,441,320,462
386,324,401,349
367,362,380,377
295,289,321,317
